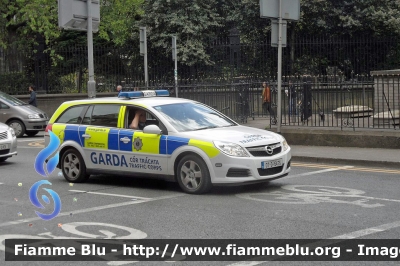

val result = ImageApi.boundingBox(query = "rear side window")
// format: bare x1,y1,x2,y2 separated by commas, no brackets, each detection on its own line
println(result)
82,106,93,125
85,104,120,128
56,106,85,124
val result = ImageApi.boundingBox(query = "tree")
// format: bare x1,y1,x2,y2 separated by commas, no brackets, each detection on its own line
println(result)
140,0,223,66
98,0,144,46
297,0,400,36
2,0,59,49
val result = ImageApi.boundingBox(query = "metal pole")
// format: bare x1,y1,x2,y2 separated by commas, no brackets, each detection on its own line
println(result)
143,29,148,89
277,0,283,134
172,36,178,97
87,0,96,98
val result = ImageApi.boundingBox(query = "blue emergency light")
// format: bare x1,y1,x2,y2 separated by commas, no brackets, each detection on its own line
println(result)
118,90,169,99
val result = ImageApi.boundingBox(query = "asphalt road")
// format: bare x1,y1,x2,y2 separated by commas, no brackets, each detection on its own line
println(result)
0,136,399,266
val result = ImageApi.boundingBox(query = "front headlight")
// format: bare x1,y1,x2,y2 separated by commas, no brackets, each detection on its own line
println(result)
9,127,15,137
213,141,249,157
28,114,40,119
282,138,289,151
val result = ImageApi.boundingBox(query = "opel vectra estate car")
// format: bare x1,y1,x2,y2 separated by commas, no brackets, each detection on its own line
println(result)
45,90,291,194
0,91,48,137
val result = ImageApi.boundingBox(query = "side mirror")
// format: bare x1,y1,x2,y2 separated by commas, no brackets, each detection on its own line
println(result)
143,125,162,135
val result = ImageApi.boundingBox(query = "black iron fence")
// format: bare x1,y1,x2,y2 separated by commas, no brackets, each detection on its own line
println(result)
0,33,399,130
149,75,394,130
1,33,400,94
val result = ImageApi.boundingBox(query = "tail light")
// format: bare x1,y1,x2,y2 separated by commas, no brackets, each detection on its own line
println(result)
45,124,53,135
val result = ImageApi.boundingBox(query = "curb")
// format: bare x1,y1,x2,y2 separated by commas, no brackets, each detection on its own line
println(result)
292,156,400,170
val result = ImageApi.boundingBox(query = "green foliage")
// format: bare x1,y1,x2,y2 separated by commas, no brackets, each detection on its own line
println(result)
3,0,59,47
141,0,223,66
298,0,400,36
0,72,32,94
99,0,144,46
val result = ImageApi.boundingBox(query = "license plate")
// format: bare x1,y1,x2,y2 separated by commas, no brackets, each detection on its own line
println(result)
261,159,283,169
0,144,8,150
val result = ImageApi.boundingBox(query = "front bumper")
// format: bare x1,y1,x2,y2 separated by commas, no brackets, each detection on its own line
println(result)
209,148,291,184
23,119,48,131
0,134,18,158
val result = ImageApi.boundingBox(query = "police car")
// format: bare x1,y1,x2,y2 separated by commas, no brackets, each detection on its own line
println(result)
45,90,291,194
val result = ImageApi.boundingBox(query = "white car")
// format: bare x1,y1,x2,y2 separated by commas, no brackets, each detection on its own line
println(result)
45,90,291,194
0,122,17,162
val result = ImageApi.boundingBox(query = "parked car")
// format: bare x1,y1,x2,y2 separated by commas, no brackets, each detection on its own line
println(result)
0,122,17,162
45,90,291,194
0,91,48,137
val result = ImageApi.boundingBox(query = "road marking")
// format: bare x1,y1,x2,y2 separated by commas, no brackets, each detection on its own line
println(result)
28,140,44,147
331,220,400,239
292,163,348,168
293,163,400,175
69,190,152,200
345,167,400,175
226,219,400,266
0,193,184,228
285,166,354,179
237,184,400,207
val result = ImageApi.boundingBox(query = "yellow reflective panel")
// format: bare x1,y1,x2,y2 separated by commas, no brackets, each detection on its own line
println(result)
51,124,67,144
132,132,160,154
84,127,110,149
188,139,220,158
118,106,126,128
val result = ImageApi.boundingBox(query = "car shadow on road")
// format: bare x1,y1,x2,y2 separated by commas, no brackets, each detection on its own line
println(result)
209,181,285,195
87,174,183,193
85,174,285,196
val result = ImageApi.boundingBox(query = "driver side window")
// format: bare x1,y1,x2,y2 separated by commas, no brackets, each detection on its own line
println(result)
125,107,164,132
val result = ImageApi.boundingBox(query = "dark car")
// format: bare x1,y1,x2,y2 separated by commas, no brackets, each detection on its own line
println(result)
0,91,48,137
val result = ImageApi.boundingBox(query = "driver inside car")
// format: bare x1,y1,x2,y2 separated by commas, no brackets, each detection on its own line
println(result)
129,109,147,130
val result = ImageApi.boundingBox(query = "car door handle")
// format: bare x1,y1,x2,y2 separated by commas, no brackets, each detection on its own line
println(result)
82,134,91,139
120,137,131,143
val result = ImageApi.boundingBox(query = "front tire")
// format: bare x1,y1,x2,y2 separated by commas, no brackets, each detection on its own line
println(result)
176,154,212,194
8,120,25,138
61,149,90,183
0,157,8,163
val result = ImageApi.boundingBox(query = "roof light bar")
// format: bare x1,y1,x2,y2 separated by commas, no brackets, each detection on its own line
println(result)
118,90,169,99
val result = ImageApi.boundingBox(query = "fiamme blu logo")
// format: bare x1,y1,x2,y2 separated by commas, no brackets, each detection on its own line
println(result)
29,131,62,221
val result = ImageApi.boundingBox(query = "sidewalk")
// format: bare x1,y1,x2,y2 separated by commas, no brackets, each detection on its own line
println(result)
242,118,400,169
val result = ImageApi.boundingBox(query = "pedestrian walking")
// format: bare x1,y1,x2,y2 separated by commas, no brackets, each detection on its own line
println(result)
262,82,275,121
28,85,37,107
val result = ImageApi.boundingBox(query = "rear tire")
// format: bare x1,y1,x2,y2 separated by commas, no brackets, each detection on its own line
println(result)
26,130,39,137
7,120,25,138
176,154,212,194
60,149,90,183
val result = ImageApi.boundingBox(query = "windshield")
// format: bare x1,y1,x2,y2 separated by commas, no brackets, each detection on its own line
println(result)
0,92,27,106
154,102,236,132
